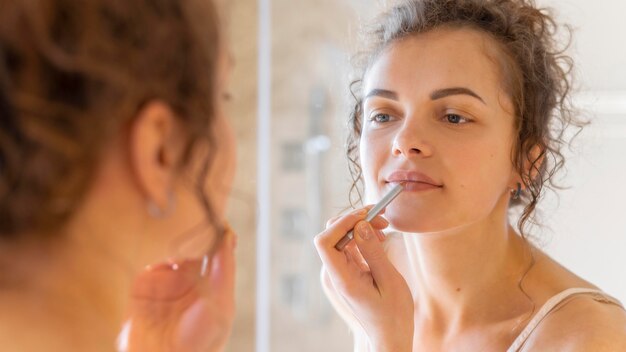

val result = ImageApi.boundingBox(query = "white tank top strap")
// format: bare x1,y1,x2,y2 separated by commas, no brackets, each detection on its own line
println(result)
506,287,624,352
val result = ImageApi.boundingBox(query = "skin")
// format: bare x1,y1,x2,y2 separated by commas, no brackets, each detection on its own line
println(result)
0,39,237,352
315,28,626,351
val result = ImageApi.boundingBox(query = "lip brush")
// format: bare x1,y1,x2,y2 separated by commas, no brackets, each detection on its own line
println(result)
334,182,405,251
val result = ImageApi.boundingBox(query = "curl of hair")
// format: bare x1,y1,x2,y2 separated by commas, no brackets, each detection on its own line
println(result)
346,0,586,239
0,0,221,239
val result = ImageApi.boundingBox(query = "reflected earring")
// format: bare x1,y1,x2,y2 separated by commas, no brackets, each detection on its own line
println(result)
511,182,522,200
147,192,176,218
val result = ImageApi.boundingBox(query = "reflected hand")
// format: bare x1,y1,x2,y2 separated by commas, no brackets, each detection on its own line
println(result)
122,229,236,352
314,208,414,352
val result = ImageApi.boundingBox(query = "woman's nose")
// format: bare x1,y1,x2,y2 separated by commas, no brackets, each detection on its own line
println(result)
391,120,433,158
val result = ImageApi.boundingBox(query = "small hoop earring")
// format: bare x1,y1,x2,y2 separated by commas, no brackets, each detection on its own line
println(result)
511,182,522,200
147,192,176,218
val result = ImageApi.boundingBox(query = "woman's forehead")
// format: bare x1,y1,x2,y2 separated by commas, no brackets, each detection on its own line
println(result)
363,28,511,102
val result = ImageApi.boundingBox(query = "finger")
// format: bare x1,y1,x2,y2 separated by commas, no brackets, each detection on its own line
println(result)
204,228,237,310
325,215,341,229
349,215,387,242
343,238,374,272
325,206,374,229
376,229,386,242
314,209,370,285
325,211,356,229
128,262,198,328
353,221,399,290
130,228,236,304
131,262,196,302
369,215,388,229
314,208,368,250
345,243,370,272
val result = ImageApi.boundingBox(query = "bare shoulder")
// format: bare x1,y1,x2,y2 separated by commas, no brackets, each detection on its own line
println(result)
523,294,626,351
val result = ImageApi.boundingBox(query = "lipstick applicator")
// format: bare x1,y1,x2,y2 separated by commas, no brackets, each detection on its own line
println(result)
334,182,405,251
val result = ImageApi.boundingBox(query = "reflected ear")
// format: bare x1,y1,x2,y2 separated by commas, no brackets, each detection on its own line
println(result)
129,101,184,210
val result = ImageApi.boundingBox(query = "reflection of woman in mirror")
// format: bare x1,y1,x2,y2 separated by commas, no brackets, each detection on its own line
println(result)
315,1,626,350
0,0,237,351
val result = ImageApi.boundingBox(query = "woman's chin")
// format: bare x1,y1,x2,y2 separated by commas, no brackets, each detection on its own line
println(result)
385,212,440,233
386,211,482,235
384,206,468,234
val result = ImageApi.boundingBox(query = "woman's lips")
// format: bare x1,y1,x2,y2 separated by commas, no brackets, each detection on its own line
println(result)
386,170,443,192
393,181,441,192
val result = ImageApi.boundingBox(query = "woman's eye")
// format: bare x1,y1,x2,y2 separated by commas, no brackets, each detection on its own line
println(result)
371,113,391,123
445,114,469,124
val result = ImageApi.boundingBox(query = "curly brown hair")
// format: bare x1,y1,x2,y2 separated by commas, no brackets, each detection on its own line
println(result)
346,0,585,238
0,0,221,239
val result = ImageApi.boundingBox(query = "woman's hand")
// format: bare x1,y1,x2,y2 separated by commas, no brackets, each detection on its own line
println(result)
314,208,414,352
120,229,236,352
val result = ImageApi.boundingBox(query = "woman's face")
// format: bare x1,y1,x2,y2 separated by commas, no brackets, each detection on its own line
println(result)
360,28,519,233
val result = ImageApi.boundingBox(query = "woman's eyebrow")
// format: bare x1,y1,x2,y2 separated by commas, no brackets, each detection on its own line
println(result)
364,88,399,101
430,87,486,105
364,87,486,105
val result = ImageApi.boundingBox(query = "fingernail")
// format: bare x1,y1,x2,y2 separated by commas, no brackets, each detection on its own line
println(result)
357,222,373,240
144,262,176,272
166,258,181,271
378,217,389,226
201,254,210,277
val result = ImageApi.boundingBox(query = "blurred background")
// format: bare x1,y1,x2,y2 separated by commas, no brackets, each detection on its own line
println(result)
224,0,626,351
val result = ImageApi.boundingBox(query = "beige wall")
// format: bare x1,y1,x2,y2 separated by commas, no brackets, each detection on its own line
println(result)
225,0,366,350
269,0,353,350
225,0,258,351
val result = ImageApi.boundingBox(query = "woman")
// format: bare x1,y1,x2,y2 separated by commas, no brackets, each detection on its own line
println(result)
0,0,236,351
315,0,626,351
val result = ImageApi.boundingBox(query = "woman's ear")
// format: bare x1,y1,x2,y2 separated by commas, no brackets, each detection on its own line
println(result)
128,101,184,210
509,144,544,189
526,144,544,182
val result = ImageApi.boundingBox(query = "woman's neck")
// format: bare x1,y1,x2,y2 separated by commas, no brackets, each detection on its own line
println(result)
387,201,534,333
0,207,146,349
